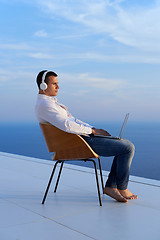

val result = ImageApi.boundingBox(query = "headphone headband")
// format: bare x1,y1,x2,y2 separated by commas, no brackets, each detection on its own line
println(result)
40,70,50,90
42,70,50,83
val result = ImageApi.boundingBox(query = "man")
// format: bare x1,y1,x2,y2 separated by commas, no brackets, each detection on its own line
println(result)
35,70,138,202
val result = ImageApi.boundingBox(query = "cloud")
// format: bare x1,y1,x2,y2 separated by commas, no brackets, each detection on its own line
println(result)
51,33,90,40
28,52,53,59
60,72,126,93
66,52,160,64
38,0,160,51
34,30,48,38
59,71,160,106
0,42,31,51
78,73,124,91
0,70,35,85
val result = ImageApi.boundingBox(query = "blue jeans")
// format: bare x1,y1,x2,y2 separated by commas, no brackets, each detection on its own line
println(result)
82,135,135,190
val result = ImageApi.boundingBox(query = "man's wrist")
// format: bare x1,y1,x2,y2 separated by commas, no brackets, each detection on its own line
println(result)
92,128,96,135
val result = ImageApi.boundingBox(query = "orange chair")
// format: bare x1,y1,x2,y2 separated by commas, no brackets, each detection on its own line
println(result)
40,123,104,206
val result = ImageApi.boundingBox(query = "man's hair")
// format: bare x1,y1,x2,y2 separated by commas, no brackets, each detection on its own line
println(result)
36,70,58,89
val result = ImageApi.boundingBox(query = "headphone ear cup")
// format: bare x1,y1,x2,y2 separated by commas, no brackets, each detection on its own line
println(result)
40,82,48,90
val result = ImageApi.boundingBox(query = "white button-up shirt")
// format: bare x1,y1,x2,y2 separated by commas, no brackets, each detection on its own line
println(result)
35,94,93,135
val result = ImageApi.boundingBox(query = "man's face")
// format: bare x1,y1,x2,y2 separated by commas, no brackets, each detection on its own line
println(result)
45,76,59,96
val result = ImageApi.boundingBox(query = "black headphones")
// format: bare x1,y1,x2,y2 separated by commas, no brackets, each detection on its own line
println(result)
40,71,50,90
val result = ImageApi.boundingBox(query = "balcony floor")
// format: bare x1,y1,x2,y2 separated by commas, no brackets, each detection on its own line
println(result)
0,152,160,240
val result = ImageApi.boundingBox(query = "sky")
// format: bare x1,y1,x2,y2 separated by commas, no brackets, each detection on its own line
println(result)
0,0,160,123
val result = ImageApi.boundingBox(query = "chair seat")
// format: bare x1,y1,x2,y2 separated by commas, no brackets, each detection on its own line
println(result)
40,123,99,160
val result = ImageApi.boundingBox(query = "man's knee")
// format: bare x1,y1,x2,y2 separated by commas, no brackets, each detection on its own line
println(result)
125,140,135,154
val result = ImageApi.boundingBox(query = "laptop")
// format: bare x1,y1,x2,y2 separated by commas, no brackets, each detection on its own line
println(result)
95,113,130,140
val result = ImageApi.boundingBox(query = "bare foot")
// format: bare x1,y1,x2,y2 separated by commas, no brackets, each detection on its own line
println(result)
103,187,128,203
118,189,138,200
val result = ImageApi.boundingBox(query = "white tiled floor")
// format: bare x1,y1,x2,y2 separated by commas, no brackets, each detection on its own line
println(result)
0,152,160,240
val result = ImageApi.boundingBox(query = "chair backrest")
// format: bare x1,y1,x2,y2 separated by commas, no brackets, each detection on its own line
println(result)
40,123,99,160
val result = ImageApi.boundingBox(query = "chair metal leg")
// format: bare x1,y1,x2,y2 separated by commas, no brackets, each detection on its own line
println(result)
89,159,102,206
98,157,104,192
42,161,59,204
42,158,102,206
54,161,64,193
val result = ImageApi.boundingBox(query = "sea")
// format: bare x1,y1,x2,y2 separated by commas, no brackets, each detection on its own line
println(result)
0,121,160,181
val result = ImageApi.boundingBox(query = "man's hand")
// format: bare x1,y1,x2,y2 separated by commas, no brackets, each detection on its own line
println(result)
92,128,111,136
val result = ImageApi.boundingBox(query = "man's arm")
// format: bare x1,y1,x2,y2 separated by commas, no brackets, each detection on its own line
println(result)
36,98,93,135
92,128,111,136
